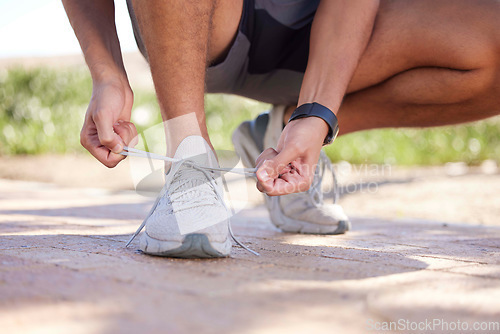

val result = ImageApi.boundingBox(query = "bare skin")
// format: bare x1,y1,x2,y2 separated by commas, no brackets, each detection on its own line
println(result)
64,0,500,194
62,0,241,165
257,0,500,195
62,0,136,167
256,0,380,195
129,0,243,157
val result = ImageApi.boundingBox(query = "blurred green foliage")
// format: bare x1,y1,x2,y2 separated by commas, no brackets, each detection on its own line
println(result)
324,121,500,165
0,67,498,165
0,67,90,154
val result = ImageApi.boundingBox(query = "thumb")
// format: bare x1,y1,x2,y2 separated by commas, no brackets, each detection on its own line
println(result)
94,113,124,154
113,121,138,148
256,145,297,182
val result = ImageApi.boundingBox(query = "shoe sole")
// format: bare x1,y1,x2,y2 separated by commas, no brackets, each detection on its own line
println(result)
268,203,351,235
233,122,350,235
141,233,232,258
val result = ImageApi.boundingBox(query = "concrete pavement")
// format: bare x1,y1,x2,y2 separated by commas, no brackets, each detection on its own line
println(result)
1,178,500,334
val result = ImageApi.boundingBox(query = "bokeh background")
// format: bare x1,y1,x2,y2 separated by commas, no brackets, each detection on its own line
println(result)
1,0,499,172
2,4,500,333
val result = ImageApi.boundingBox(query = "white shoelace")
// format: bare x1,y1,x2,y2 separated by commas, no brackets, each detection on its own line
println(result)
121,146,259,256
121,146,257,176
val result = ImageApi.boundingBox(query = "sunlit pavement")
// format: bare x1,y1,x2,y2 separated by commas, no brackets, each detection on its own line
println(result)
1,178,499,334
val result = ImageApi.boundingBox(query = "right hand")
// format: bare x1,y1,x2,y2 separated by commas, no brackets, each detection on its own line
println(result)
255,116,328,196
81,78,137,168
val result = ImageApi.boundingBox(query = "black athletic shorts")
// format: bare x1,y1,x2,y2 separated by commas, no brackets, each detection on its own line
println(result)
127,0,319,105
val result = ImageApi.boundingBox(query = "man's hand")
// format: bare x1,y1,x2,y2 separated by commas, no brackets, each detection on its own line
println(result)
255,117,329,196
256,0,379,195
81,79,137,168
62,0,137,167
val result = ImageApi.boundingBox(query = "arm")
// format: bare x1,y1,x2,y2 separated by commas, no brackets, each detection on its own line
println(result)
256,0,379,195
62,0,136,167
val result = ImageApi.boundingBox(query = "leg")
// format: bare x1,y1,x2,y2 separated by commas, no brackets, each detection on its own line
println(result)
130,0,242,154
235,0,499,236
127,1,248,258
337,0,500,135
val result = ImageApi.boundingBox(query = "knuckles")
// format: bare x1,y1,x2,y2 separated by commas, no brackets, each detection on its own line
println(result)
99,138,114,146
262,147,276,155
255,148,277,166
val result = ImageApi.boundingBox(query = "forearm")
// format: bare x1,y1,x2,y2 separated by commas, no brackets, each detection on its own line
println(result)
298,0,379,113
62,0,128,84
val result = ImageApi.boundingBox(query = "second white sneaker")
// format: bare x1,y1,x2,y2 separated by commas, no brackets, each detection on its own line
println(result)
232,105,351,234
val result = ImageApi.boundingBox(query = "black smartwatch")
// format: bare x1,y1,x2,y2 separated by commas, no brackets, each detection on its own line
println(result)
288,102,339,145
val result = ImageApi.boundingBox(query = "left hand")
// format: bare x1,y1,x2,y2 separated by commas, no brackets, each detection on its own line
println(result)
255,116,329,196
80,79,137,168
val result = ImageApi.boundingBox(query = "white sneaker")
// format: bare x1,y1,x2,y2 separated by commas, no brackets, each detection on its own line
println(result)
232,106,351,234
138,136,232,258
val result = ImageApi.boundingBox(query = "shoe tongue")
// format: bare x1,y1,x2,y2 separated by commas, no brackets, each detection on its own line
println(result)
173,136,217,167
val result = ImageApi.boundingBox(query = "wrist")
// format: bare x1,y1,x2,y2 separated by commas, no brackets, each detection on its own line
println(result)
289,102,339,145
90,69,133,113
297,93,339,114
285,117,329,150
90,62,128,86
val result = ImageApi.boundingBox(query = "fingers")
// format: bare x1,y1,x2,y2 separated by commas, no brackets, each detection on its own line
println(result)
80,124,125,168
256,163,311,196
80,80,136,168
93,110,124,154
81,116,138,168
256,145,296,182
255,148,279,194
255,145,311,196
113,120,138,148
255,147,278,168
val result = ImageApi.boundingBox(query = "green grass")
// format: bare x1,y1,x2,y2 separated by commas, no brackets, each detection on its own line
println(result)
0,67,90,154
1,67,499,165
325,120,500,165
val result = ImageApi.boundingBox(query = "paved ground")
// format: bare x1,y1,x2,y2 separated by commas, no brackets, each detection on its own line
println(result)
1,161,500,334
3,54,500,333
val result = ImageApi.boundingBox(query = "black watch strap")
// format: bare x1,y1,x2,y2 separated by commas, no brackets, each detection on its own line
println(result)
288,102,339,145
